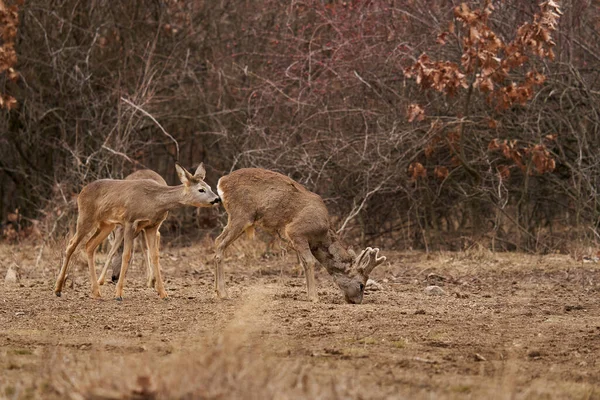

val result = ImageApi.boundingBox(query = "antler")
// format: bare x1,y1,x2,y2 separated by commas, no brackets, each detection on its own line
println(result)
355,247,387,277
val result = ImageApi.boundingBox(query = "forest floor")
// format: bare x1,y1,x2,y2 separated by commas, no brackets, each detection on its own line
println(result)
1,241,600,399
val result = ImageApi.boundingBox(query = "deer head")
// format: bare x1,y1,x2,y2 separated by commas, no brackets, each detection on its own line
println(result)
175,163,221,207
331,247,387,304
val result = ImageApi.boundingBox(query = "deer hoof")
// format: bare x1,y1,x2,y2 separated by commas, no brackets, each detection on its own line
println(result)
158,291,169,300
216,290,229,300
55,291,61,297
115,296,123,302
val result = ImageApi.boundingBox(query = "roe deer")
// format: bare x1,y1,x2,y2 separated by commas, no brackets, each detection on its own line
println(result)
54,163,220,300
214,168,386,304
97,169,167,288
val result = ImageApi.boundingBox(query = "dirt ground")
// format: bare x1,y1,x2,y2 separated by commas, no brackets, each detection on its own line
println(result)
1,241,600,399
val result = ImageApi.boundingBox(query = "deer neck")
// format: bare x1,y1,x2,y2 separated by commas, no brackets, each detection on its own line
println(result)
154,185,189,212
313,239,353,277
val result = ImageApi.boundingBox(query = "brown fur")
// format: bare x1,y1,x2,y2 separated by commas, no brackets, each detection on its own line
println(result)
214,168,386,303
97,169,167,287
54,163,220,300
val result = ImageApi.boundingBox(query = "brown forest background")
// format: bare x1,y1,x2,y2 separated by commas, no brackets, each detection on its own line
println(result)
0,0,598,254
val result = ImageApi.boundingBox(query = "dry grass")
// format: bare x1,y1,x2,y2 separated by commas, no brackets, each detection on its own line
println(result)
2,283,359,400
1,243,600,399
40,343,356,400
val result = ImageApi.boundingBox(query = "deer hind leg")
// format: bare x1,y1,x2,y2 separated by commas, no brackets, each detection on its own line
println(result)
214,218,250,299
145,225,167,299
54,219,94,297
114,222,136,300
85,223,116,299
98,226,124,285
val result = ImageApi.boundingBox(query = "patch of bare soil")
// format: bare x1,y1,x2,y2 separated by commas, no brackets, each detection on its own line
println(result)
1,243,600,399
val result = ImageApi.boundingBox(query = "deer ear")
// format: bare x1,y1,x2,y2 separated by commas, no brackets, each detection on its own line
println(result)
175,163,193,186
194,162,206,180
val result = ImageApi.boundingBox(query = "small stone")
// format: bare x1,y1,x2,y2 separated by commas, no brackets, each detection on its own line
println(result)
425,285,446,296
15,311,25,316
565,305,584,312
474,353,486,362
527,350,542,359
4,266,19,284
426,273,446,283
366,278,383,291
414,309,426,315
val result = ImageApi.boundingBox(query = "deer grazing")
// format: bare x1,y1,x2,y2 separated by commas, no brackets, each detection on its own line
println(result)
54,163,220,300
97,169,167,288
214,168,386,304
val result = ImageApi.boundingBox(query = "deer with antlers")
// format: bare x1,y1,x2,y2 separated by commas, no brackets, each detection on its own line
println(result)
54,163,220,300
214,168,386,304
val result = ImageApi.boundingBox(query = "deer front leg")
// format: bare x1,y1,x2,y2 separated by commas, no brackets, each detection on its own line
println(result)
146,225,168,299
214,219,249,299
304,260,318,303
98,226,124,285
213,245,229,300
114,223,135,301
140,230,155,288
294,245,319,302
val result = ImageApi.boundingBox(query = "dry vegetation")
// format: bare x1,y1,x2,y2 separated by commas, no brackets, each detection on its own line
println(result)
3,1,600,399
1,242,600,399
1,0,600,253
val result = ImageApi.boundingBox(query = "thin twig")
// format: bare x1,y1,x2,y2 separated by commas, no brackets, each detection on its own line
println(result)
100,145,144,168
120,97,180,161
337,181,385,234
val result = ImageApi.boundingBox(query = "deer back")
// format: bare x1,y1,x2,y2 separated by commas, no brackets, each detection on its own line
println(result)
78,179,183,225
125,169,167,185
217,168,330,236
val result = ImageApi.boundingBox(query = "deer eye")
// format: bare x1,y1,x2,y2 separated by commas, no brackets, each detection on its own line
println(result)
199,188,206,193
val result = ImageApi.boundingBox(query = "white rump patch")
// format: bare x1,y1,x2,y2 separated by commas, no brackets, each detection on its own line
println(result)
217,179,225,203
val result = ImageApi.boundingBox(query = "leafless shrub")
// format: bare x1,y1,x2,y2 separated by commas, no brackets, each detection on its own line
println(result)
1,0,599,253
